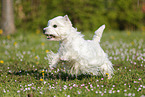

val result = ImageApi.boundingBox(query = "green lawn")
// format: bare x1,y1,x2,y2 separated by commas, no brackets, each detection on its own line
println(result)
0,30,145,97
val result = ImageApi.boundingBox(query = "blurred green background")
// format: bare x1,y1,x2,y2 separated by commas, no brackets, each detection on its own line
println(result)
0,1,145,96
0,0,145,32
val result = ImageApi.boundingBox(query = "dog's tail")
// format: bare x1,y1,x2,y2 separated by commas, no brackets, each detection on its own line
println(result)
93,25,105,42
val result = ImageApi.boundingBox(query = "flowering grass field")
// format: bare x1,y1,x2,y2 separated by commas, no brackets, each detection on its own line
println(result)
0,30,145,97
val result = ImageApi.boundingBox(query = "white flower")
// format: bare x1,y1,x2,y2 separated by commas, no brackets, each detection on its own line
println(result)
67,95,70,97
28,87,30,90
128,93,131,96
132,93,135,96
40,91,43,94
25,88,27,90
44,81,46,84
77,91,81,94
124,93,127,96
28,84,32,86
3,89,6,93
17,90,20,93
117,90,120,92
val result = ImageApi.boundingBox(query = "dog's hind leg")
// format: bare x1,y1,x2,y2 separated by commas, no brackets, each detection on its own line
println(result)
100,62,114,79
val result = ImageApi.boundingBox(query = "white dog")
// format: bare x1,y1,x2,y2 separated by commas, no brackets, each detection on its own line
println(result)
43,15,114,78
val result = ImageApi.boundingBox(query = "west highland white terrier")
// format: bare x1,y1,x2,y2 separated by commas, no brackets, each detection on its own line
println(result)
43,15,114,78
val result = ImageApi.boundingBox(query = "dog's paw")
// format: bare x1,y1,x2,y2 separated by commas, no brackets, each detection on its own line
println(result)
60,57,68,61
60,54,70,61
49,64,56,69
47,51,56,61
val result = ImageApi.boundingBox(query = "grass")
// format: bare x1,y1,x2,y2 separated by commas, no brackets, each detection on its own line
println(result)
0,30,145,97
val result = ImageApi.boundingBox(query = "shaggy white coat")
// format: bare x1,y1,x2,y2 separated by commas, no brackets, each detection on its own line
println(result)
43,15,114,78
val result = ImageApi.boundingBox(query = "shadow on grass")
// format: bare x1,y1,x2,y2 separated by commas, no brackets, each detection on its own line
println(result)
48,71,93,81
7,69,101,81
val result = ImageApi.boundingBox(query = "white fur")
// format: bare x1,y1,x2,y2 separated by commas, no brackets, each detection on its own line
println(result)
44,15,114,78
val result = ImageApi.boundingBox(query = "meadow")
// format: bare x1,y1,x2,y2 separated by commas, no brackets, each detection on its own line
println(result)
0,30,145,97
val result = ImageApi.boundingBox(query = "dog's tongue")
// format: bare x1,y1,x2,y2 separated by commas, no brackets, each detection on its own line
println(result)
47,35,52,39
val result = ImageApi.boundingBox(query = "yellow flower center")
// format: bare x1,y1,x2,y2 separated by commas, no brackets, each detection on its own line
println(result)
0,29,3,35
45,50,49,53
110,36,115,40
14,42,17,46
40,78,43,81
41,43,45,46
0,60,4,63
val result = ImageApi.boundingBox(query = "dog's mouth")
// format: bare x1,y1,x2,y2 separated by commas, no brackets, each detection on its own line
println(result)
46,34,56,39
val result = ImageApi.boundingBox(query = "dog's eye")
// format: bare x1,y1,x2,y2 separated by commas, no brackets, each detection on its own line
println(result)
53,24,57,28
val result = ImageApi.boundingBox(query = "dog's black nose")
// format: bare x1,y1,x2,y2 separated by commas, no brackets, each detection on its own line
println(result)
43,28,46,34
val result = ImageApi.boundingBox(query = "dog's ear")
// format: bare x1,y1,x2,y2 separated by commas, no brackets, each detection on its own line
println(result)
64,15,72,27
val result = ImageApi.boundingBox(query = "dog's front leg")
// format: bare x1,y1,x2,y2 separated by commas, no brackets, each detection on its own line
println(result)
47,51,60,69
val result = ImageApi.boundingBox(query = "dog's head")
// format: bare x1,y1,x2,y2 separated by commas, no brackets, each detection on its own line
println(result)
43,15,72,41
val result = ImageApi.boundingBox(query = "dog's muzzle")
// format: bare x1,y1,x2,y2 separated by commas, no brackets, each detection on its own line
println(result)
43,28,57,40
43,28,46,34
